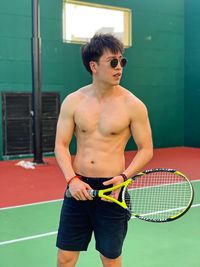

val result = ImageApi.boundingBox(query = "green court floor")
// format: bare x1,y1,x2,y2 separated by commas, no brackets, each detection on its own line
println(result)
0,181,200,267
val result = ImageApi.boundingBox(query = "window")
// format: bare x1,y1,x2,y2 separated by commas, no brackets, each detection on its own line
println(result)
63,0,132,47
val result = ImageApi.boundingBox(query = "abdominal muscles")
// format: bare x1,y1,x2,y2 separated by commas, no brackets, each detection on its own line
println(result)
73,130,130,177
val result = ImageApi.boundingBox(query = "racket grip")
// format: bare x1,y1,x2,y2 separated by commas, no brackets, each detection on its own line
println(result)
65,189,98,198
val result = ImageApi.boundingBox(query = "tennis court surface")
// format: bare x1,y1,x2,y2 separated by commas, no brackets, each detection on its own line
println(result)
0,147,200,267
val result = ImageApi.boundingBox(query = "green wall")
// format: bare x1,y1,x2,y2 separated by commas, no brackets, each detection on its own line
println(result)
62,0,185,150
0,0,65,159
121,0,185,148
184,0,200,147
0,0,198,159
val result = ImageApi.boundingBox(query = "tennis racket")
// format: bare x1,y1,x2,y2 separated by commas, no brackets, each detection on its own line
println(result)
66,168,194,223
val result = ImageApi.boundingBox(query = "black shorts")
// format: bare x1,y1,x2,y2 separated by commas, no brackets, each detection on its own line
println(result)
56,176,131,259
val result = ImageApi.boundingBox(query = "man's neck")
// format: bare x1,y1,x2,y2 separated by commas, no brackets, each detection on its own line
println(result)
91,81,119,99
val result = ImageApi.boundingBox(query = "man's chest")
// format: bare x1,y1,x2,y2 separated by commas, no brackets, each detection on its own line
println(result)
74,101,130,135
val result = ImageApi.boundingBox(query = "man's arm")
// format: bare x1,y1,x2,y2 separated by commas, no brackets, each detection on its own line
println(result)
54,96,76,181
54,95,92,200
123,99,153,178
103,97,153,195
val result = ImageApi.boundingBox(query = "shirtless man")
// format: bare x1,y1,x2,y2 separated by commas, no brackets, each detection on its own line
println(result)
55,34,153,267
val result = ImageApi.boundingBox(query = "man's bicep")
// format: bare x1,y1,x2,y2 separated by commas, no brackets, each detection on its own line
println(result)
130,105,153,150
55,104,75,148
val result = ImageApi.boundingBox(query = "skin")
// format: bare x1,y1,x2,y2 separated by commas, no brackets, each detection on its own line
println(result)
55,49,153,267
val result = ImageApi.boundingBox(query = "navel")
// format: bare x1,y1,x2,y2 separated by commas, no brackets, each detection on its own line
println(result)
90,161,95,164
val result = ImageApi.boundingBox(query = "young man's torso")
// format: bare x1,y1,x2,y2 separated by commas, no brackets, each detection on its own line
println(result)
70,85,138,177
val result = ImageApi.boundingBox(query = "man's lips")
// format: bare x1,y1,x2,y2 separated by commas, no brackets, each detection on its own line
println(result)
113,73,121,78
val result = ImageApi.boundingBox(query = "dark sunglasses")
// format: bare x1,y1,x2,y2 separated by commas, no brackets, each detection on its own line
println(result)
110,57,127,68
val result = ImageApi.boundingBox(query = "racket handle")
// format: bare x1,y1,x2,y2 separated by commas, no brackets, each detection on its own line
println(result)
65,189,98,198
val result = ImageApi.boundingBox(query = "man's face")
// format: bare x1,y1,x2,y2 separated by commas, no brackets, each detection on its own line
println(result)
92,49,126,86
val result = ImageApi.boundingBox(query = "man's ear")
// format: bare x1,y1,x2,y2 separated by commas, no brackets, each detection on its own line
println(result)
89,61,97,74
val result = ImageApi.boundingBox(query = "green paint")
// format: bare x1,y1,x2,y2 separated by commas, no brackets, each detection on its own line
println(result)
0,0,199,159
0,181,199,266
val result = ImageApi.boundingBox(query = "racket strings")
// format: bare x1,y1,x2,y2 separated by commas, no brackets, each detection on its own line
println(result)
126,171,193,220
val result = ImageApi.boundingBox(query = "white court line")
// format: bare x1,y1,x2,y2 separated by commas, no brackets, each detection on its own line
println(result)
191,203,200,208
0,203,200,247
191,179,200,183
0,231,57,246
0,180,199,246
1,179,200,211
131,203,200,219
0,198,63,211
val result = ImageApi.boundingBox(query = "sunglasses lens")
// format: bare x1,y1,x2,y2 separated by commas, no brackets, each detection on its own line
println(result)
110,58,127,68
110,58,118,68
120,58,127,67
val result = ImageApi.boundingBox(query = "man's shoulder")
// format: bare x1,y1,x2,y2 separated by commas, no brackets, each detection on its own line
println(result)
63,85,90,102
121,87,145,106
119,87,148,119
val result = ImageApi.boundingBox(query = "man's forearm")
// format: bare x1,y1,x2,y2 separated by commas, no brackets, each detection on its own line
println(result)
55,146,76,181
122,147,153,178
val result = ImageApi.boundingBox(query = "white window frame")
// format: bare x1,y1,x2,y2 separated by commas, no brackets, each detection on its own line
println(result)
63,0,132,47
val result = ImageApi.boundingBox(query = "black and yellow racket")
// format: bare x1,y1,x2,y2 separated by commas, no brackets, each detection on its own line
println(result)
66,168,194,223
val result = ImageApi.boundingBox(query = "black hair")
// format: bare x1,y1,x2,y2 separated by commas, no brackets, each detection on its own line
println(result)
81,33,124,74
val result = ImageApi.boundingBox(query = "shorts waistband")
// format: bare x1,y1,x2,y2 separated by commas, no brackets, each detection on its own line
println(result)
76,174,113,190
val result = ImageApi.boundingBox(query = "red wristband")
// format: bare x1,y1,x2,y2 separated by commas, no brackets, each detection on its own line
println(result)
120,173,128,181
67,175,81,185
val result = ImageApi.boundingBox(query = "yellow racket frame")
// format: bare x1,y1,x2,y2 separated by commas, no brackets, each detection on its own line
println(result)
97,178,132,208
96,169,194,222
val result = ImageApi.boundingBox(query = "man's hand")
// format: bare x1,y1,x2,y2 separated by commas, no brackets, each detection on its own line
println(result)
69,178,93,201
102,175,124,201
